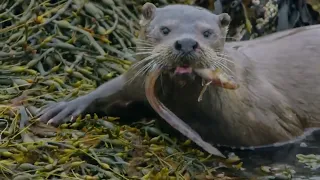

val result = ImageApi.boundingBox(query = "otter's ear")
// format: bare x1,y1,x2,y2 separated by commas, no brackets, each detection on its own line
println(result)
218,13,231,27
142,3,157,21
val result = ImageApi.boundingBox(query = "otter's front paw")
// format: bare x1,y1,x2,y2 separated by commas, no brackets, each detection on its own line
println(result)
38,97,91,126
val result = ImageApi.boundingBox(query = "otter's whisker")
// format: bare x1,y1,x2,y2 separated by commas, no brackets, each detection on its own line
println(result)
214,61,234,76
206,56,234,75
216,51,232,58
135,45,154,49
136,46,154,49
200,49,236,76
134,52,152,55
130,53,161,69
216,55,233,63
135,41,154,46
140,58,166,85
145,35,158,41
127,62,154,84
128,46,139,50
205,49,235,66
126,54,162,84
135,48,155,52
129,43,173,86
131,46,155,50
199,60,210,69
215,56,237,66
134,43,154,48
134,38,155,45
129,56,158,73
217,36,239,41
125,52,153,58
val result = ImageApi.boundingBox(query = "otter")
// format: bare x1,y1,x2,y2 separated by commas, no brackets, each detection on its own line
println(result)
38,3,320,157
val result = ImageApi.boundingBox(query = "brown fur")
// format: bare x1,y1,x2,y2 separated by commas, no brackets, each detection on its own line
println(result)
39,3,320,148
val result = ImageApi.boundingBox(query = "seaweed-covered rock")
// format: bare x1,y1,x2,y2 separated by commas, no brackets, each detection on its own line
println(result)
193,0,320,40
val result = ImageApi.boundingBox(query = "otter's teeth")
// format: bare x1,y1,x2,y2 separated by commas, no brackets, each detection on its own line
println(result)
174,66,192,74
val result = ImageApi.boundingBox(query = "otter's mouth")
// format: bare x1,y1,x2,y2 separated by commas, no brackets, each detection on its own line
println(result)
173,66,193,74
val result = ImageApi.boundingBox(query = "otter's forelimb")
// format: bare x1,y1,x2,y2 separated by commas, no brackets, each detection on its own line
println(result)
38,75,128,125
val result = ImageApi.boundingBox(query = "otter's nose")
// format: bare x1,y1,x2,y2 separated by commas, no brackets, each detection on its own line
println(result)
174,38,199,53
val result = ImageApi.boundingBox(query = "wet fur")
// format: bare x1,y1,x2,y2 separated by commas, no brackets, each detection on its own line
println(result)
126,4,320,147
39,3,320,149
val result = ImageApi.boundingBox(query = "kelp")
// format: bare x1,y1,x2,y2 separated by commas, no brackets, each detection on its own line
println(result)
194,0,320,40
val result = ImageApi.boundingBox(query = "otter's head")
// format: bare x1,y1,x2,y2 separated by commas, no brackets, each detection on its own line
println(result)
136,3,231,77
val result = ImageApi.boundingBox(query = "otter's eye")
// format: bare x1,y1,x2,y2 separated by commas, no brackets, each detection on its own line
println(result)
203,30,213,38
160,27,171,35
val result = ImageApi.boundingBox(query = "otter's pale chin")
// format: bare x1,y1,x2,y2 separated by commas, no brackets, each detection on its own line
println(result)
174,66,193,74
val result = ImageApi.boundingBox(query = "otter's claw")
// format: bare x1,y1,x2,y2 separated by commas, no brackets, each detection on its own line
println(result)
37,97,91,126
